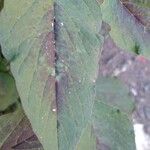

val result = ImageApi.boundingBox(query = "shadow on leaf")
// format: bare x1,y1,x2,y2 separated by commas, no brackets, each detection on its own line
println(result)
0,0,4,12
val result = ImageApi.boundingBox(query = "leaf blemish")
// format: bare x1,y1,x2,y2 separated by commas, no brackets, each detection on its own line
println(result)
52,108,56,112
117,109,120,114
133,43,141,55
60,22,64,26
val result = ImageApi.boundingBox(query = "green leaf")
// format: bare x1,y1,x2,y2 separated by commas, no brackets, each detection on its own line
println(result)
0,0,58,149
94,76,135,149
0,72,19,111
0,53,42,149
93,102,135,150
96,76,134,114
0,46,9,72
101,0,150,57
0,58,9,72
55,0,102,149
0,0,136,149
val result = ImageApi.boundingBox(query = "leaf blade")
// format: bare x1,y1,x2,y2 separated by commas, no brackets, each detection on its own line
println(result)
0,1,58,149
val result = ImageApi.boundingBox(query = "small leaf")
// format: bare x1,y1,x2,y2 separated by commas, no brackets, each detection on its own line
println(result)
96,76,135,114
93,102,135,150
0,72,19,111
101,0,150,57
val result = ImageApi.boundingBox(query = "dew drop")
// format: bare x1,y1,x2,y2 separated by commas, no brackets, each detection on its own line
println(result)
92,79,96,83
131,88,137,96
52,108,56,112
38,33,42,36
51,22,54,27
